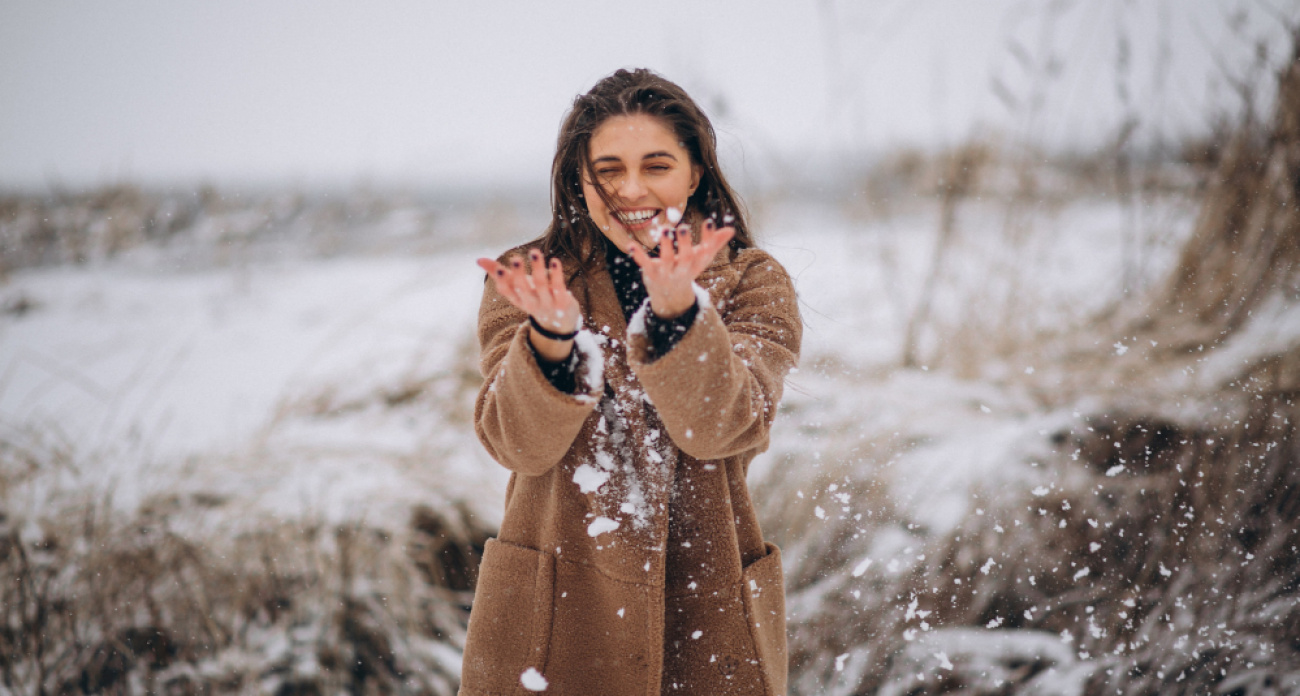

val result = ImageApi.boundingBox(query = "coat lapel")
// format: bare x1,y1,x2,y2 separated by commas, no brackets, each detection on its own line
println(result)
579,263,626,339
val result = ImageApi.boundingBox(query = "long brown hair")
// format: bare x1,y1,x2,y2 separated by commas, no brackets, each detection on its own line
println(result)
535,68,753,275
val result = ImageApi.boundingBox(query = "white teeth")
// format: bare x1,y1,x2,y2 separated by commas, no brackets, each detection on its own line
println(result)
620,210,657,224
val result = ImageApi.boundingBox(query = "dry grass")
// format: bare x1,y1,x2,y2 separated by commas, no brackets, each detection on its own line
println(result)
0,185,542,276
767,28,1300,696
0,330,495,695
770,353,1300,695
0,473,493,695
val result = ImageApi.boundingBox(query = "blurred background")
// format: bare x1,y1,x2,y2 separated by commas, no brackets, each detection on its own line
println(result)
3,2,1299,694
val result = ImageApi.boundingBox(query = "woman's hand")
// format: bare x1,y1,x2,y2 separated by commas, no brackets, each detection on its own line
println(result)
476,249,580,362
628,219,734,319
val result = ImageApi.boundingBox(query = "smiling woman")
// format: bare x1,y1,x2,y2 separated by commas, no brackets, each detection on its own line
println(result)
464,68,800,695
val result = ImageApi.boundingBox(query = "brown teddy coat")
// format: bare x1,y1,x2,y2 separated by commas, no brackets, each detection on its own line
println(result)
460,243,801,696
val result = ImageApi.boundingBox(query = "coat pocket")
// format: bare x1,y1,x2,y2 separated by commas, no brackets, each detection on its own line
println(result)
460,538,555,695
544,559,658,693
741,542,787,695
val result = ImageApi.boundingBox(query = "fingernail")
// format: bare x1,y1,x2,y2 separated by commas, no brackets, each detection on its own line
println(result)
495,269,505,276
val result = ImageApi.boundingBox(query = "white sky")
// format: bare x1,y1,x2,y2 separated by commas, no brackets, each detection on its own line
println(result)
0,0,1292,189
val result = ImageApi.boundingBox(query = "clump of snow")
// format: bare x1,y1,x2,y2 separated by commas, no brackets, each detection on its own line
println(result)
572,327,605,402
520,667,548,691
587,516,619,537
572,464,610,494
626,298,650,338
690,281,712,310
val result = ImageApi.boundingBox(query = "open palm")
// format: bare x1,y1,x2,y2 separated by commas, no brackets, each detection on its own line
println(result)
628,220,735,319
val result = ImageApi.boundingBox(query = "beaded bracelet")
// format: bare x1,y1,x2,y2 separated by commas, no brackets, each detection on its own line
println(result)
529,315,578,341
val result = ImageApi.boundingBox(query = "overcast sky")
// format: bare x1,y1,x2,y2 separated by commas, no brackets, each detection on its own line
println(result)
1,1,1292,190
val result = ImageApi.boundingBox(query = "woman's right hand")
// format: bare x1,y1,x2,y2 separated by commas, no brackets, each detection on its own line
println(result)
476,249,580,362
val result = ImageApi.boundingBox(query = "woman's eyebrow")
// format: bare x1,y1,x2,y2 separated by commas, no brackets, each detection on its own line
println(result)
591,151,677,164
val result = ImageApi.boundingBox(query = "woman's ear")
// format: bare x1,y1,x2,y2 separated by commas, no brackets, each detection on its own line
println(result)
689,163,702,196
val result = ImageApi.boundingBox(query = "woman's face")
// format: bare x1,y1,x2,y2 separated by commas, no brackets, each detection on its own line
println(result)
582,113,701,252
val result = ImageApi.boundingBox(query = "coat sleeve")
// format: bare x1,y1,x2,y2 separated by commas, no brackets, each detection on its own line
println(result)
626,249,801,461
473,277,603,476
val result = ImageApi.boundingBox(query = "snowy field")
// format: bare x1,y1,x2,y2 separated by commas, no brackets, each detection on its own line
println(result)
1,189,1194,532
3,181,1297,694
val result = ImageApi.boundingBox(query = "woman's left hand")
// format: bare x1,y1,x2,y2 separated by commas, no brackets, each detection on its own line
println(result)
628,219,734,319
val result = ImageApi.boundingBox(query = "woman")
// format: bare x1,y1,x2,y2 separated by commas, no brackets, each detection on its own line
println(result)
463,68,800,695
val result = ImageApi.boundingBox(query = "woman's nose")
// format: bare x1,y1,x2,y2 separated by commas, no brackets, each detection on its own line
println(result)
617,172,647,200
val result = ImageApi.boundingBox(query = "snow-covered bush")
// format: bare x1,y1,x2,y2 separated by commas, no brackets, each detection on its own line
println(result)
0,438,492,694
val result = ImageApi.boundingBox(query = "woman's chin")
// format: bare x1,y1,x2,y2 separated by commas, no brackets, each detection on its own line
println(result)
631,234,660,251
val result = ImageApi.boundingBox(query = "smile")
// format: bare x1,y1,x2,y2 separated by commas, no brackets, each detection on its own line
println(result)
617,209,659,226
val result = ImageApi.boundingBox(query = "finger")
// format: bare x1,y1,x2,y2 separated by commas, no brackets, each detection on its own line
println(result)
476,257,503,276
478,258,514,295
505,257,540,297
628,242,653,270
548,257,567,305
521,251,540,291
546,257,563,292
696,219,718,249
495,274,525,308
528,249,545,286
675,221,695,252
660,227,678,265
701,223,735,255
479,257,518,285
503,255,529,295
689,225,733,275
694,220,729,254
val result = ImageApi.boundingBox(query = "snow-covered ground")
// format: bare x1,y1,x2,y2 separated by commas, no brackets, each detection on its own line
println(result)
17,184,1280,694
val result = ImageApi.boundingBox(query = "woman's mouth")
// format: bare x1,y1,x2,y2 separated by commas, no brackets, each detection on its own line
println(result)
616,208,660,229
